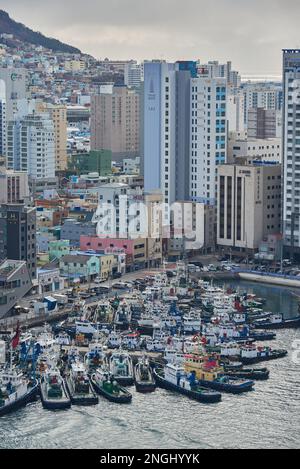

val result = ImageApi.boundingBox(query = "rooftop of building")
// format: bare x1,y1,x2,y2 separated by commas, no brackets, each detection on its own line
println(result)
0,260,27,279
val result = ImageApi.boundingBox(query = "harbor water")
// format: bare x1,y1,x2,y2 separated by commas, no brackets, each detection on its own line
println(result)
0,281,300,449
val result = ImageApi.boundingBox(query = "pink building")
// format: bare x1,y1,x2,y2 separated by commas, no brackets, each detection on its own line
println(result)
80,236,135,254
80,236,146,268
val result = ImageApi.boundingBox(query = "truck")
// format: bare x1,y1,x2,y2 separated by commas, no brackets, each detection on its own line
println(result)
52,294,68,305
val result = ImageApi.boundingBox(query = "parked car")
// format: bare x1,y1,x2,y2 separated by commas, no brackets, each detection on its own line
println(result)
112,272,122,279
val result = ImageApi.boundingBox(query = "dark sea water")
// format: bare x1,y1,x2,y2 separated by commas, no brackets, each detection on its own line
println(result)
0,281,300,449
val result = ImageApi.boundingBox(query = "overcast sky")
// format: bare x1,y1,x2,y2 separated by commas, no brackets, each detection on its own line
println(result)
2,0,299,76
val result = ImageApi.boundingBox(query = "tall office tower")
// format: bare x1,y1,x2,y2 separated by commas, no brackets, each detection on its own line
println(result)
0,68,27,122
91,85,140,161
143,60,197,204
247,108,281,139
242,82,283,125
6,113,55,180
189,76,227,206
282,49,300,255
0,203,36,279
0,79,6,156
124,63,143,88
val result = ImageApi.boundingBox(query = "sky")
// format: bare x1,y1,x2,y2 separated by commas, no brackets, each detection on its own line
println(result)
1,0,299,76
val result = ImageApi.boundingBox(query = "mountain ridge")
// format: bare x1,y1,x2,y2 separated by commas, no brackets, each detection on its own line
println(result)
0,10,81,54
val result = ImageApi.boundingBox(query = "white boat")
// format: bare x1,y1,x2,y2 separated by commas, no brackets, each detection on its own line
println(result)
0,368,39,416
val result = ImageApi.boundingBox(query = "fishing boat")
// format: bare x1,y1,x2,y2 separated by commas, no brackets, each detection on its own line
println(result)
153,363,222,403
0,368,39,416
40,368,71,410
108,351,134,386
253,313,300,329
184,354,254,393
90,367,132,403
134,357,156,393
65,362,98,405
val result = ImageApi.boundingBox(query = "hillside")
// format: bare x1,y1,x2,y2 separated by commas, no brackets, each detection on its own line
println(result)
0,10,81,54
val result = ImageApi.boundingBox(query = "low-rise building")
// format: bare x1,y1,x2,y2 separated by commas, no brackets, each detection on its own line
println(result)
59,254,100,282
80,236,147,271
0,260,33,319
37,267,65,295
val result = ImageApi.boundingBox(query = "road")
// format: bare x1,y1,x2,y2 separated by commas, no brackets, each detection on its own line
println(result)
0,267,165,331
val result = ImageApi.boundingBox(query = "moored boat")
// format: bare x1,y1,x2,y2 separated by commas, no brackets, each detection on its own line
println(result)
40,368,71,410
184,354,254,393
0,368,38,417
253,314,300,330
108,351,134,386
91,367,132,403
239,345,288,365
65,362,98,405
134,357,156,393
153,364,222,403
224,367,270,381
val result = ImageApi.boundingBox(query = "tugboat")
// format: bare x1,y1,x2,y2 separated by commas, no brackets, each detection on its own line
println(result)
91,367,132,403
184,354,254,393
40,368,71,410
108,351,134,386
153,363,222,403
253,313,300,329
85,343,107,373
65,362,98,405
239,345,288,365
0,368,39,416
134,357,156,393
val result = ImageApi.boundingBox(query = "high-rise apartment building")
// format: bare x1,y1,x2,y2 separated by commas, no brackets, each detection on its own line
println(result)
248,108,281,139
46,104,67,171
6,113,55,180
124,63,143,88
282,49,300,255
189,76,227,206
0,203,37,279
198,61,241,88
242,82,283,125
0,79,6,156
91,85,140,161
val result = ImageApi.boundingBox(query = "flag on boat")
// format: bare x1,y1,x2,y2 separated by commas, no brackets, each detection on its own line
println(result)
11,322,20,349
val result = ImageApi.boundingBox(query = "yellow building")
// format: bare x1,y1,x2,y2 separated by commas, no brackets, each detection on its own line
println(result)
34,102,68,171
64,60,85,72
99,254,115,281
47,105,68,171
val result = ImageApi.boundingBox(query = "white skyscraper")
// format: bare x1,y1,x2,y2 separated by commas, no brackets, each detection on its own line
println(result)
0,79,6,156
189,76,227,206
6,113,55,180
124,63,143,88
143,60,196,205
282,49,300,256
